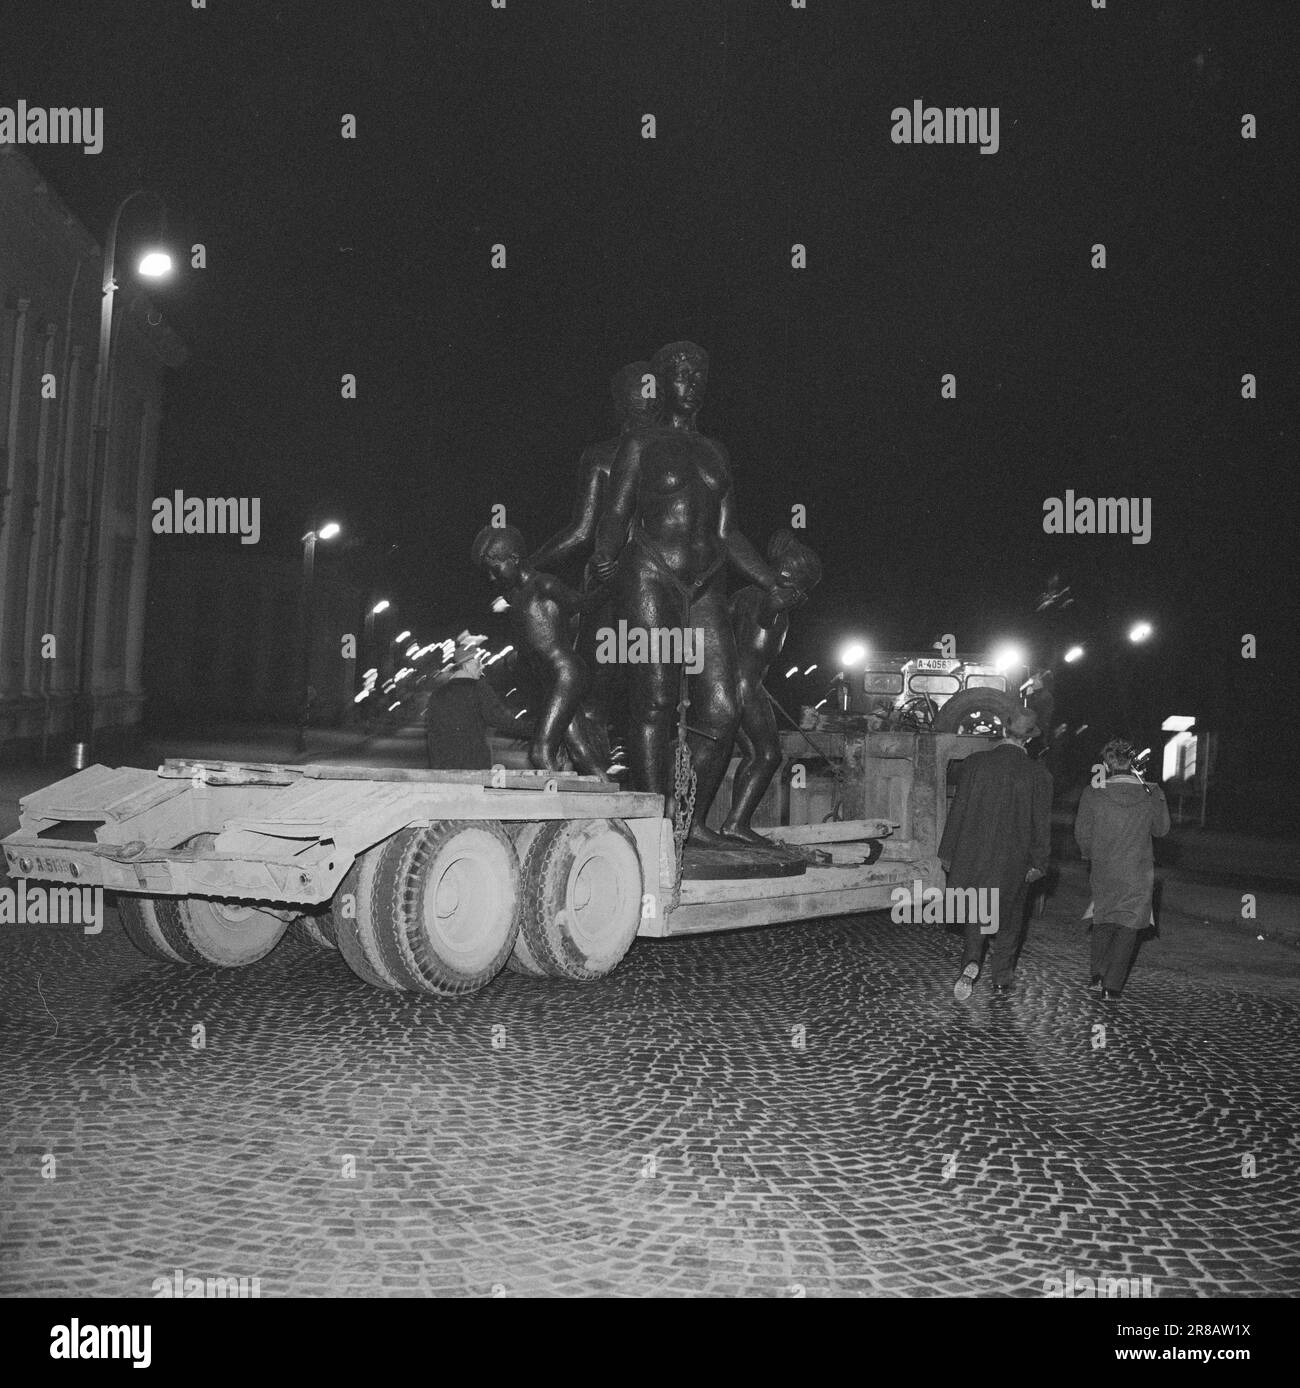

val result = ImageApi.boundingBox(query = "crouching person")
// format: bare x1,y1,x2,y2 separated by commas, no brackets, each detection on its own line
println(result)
1074,738,1170,1003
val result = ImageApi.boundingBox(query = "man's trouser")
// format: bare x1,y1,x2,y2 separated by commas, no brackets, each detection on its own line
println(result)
961,882,1028,987
1090,921,1140,993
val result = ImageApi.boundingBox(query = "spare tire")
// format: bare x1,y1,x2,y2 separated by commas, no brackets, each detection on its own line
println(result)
931,687,1022,735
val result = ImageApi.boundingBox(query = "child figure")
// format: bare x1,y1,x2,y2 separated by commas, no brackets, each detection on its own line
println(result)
720,529,823,844
471,524,605,775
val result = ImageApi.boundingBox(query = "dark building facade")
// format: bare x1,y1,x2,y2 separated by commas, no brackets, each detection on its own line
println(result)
0,148,186,759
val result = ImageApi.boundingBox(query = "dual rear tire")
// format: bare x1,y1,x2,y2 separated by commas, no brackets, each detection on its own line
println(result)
511,818,643,982
117,816,644,996
118,894,288,967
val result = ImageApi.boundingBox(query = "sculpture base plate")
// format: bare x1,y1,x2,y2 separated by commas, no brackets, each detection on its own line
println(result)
680,842,807,880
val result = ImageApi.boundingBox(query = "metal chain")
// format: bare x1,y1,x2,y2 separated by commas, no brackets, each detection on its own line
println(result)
672,736,697,899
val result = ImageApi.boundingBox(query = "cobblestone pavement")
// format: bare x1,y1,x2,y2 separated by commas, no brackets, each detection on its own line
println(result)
1,896,1297,1298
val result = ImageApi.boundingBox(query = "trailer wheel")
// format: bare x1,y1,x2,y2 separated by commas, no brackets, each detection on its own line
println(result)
504,822,549,977
328,845,406,991
117,895,187,964
931,687,1022,736
371,820,521,996
519,818,642,981
155,897,289,968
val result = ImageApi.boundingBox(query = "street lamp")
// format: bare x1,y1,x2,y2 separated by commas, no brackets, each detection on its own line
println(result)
137,251,173,278
297,518,341,753
838,641,868,668
992,643,1027,675
74,189,174,763
1064,645,1085,663
362,599,392,705
1128,621,1153,644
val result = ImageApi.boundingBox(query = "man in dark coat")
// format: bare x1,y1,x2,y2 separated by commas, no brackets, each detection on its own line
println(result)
424,634,533,770
940,709,1053,999
1074,738,1170,1002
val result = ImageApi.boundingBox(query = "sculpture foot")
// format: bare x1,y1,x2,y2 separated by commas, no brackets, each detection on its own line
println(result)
719,824,772,847
685,824,742,850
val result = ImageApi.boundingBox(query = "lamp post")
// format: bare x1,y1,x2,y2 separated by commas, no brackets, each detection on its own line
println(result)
364,598,391,669
360,598,391,715
74,190,173,765
297,519,340,753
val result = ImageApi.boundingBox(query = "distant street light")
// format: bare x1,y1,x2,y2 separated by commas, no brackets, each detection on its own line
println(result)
1128,621,1154,643
394,630,411,644
296,518,342,753
75,188,175,762
803,664,818,676
371,599,390,615
1064,645,1085,663
784,665,799,679
839,642,868,668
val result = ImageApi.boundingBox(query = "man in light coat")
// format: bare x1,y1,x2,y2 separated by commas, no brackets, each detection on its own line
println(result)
941,709,1053,1000
1074,738,1170,1003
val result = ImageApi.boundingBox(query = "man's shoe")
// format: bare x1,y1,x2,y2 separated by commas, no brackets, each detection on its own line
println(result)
953,962,979,1001
1101,988,1121,1004
1088,975,1103,991
991,982,1014,995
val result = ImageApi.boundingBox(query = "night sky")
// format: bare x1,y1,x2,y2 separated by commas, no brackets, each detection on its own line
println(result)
8,0,1296,761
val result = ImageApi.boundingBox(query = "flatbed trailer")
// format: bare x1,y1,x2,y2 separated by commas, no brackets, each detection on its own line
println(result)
2,731,985,995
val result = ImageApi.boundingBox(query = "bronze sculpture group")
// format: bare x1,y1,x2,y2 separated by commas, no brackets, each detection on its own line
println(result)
472,341,820,869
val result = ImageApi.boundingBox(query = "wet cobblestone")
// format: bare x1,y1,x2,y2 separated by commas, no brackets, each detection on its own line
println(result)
1,904,1296,1297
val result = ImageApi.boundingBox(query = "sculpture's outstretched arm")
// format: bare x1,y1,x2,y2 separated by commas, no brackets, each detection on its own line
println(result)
530,448,604,572
719,484,780,590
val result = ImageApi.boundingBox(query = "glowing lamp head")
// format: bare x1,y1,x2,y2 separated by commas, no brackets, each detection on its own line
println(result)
316,521,341,541
1064,645,1084,664
370,600,390,615
993,644,1026,675
137,250,173,279
839,642,868,669
1129,622,1153,644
